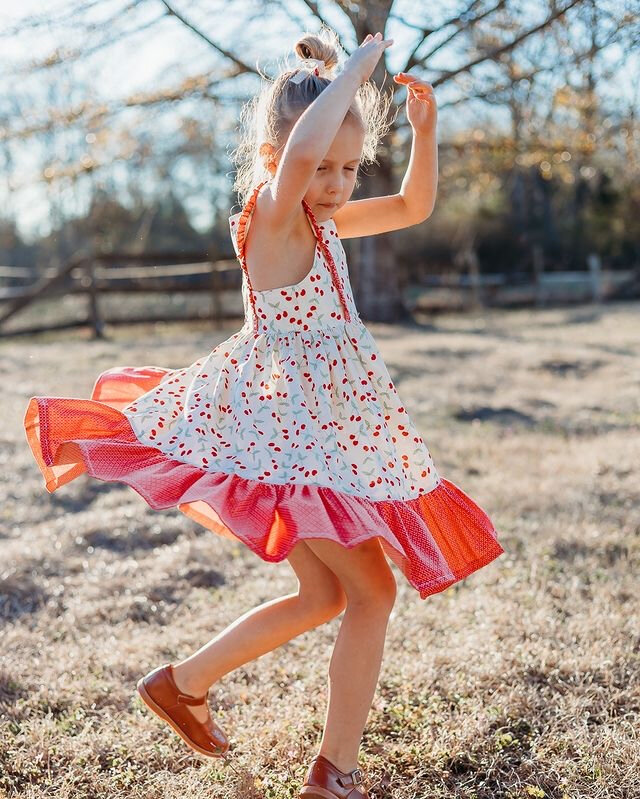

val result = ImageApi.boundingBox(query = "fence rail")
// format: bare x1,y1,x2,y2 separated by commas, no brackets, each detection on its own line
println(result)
1,250,638,337
0,251,242,337
407,266,638,312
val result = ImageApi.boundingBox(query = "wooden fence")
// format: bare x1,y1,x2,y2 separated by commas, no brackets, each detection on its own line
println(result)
0,250,638,337
0,251,241,337
407,263,638,313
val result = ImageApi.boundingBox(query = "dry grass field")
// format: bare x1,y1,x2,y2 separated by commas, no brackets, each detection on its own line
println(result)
1,301,638,799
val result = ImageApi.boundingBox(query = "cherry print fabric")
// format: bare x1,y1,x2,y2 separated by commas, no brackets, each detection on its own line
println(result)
23,183,504,599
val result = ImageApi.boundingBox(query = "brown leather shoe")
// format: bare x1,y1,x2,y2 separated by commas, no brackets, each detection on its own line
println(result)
299,754,369,798
136,663,229,758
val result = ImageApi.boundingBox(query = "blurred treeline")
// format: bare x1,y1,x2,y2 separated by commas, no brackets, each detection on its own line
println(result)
1,1,638,281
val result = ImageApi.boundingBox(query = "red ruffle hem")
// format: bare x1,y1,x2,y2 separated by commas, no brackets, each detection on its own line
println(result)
24,366,504,600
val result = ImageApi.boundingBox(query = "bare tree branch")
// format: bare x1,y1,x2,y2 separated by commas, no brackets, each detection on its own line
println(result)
268,0,317,38
5,13,166,77
158,0,258,74
269,0,353,56
0,69,243,143
437,23,627,110
406,0,508,72
0,0,111,37
427,0,586,87
297,0,334,30
297,0,358,31
391,0,484,66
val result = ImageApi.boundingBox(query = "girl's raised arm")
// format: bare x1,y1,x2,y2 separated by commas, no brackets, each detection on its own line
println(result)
264,33,393,229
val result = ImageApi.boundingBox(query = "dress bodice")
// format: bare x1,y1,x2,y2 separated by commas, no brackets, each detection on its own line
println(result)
228,182,360,336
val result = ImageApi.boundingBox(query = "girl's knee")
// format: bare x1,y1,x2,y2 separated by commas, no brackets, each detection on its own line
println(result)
347,541,397,609
297,581,347,622
379,571,397,608
288,539,347,618
301,536,396,613
347,571,396,613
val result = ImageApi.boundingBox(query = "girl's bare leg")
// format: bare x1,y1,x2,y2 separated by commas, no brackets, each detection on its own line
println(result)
170,541,347,722
303,537,397,774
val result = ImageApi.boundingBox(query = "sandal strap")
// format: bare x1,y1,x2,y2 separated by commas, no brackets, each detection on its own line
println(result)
311,756,365,788
337,767,364,787
166,665,208,706
176,691,208,706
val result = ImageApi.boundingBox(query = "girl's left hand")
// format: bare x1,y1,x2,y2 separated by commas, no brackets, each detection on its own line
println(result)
393,72,437,135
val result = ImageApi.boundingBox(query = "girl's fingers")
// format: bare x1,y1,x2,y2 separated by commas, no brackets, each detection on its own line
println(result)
394,71,431,82
360,31,392,55
362,31,391,45
394,74,433,92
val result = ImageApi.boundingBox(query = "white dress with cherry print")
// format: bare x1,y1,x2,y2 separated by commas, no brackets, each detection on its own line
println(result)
23,179,504,599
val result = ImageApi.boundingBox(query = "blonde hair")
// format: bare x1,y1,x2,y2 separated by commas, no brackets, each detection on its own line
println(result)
229,26,396,209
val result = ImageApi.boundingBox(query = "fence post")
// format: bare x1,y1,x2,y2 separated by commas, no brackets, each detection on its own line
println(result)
532,244,544,307
587,253,602,303
210,262,223,329
466,247,483,309
85,259,105,339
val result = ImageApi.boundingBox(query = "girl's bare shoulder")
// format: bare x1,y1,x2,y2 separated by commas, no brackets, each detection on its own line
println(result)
251,183,304,243
241,185,318,291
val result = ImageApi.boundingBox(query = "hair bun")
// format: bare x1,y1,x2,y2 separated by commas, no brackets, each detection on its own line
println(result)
293,30,340,73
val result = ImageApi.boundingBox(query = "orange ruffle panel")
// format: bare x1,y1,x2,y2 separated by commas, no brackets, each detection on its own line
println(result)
24,366,504,599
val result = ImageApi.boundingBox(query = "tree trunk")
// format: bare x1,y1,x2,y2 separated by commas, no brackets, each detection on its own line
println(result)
353,162,407,321
345,1,406,322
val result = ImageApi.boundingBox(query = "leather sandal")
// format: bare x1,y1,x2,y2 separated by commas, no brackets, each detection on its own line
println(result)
299,754,370,798
136,663,230,758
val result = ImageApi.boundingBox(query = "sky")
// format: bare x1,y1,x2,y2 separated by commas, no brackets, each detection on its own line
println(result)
0,0,636,242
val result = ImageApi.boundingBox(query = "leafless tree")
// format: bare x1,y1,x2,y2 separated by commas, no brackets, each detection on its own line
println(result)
1,0,635,318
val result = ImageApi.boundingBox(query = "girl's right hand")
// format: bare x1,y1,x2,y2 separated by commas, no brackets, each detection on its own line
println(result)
343,32,394,84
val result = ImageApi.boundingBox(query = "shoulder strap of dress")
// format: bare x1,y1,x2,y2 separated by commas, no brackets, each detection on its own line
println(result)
234,180,269,332
235,179,269,266
301,199,351,323
235,179,351,327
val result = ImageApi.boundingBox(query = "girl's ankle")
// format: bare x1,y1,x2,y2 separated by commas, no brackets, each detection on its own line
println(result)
170,663,210,697
317,749,360,774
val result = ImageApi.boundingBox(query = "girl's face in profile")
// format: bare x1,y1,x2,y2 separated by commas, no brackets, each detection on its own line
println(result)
268,115,365,221
302,116,365,219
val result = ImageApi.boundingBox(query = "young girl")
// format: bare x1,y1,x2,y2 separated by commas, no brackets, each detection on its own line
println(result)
23,28,504,799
